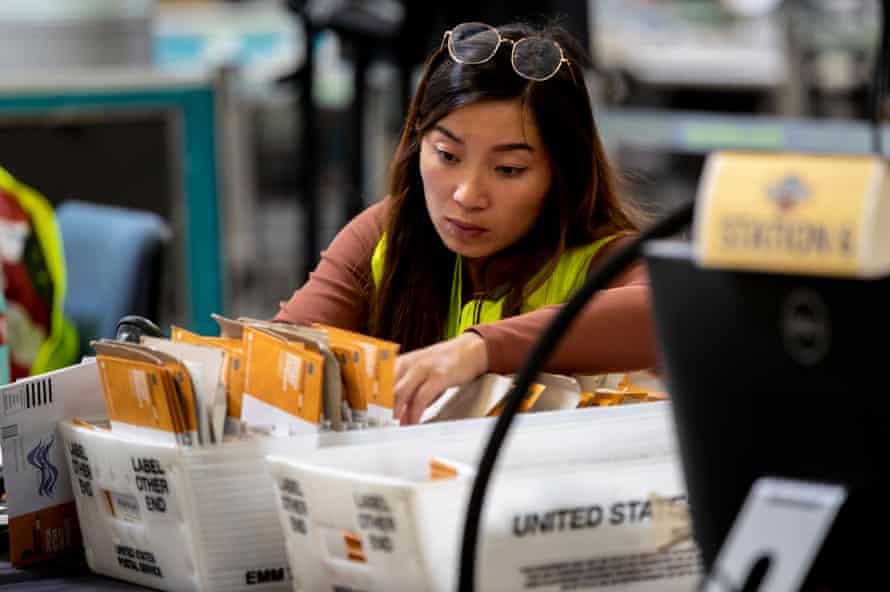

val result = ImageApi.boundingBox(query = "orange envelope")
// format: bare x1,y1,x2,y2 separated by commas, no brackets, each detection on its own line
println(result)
485,383,546,417
249,321,345,431
213,316,345,431
576,392,597,408
616,374,670,401
325,338,370,414
242,327,324,434
313,324,399,420
172,325,246,423
92,341,199,446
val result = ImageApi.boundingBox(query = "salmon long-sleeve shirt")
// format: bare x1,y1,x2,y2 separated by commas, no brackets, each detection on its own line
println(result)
275,200,657,374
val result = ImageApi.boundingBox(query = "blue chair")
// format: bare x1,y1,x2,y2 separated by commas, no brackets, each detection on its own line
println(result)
56,201,171,356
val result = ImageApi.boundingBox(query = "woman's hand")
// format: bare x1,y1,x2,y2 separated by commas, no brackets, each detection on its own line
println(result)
394,332,489,425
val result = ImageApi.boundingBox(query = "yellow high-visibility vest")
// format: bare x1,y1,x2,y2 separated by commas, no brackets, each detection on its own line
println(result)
0,166,78,376
371,233,617,339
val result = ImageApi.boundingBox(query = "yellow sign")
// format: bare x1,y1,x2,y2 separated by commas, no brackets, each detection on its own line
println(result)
694,152,890,277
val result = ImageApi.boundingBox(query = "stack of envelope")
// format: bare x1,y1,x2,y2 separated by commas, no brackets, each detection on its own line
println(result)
171,323,245,434
90,316,403,442
92,340,220,446
313,324,398,426
421,371,666,423
91,315,667,443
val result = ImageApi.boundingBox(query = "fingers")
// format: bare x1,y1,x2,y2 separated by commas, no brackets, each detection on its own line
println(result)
394,357,448,425
399,376,446,425
393,336,486,425
394,354,424,420
405,383,443,425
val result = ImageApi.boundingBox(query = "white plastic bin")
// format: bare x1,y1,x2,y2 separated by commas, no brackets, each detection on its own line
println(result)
59,422,314,592
266,403,701,591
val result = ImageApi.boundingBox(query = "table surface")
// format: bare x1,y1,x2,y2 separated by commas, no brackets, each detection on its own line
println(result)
0,541,151,591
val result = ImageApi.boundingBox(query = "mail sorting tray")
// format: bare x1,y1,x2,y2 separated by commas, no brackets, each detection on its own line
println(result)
266,402,703,592
58,423,315,592
58,405,661,591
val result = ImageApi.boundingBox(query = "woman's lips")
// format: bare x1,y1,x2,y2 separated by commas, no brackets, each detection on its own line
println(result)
447,217,486,231
445,217,488,240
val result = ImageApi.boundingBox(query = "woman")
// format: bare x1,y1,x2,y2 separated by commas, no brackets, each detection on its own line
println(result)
276,22,655,424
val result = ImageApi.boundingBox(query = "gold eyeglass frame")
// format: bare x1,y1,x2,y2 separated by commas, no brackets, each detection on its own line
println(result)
441,22,575,83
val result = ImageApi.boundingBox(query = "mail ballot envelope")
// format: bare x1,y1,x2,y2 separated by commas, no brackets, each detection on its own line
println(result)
266,403,702,592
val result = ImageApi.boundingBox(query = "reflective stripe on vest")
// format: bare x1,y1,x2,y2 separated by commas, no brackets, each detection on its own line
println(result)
371,233,617,339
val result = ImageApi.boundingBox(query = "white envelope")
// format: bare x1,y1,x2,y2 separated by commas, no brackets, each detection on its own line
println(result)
0,359,107,565
420,373,514,423
240,393,319,437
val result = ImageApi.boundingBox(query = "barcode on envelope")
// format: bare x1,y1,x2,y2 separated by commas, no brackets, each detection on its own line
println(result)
3,380,54,415
2,387,26,415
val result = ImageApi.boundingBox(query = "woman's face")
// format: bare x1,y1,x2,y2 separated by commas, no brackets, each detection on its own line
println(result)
419,99,553,260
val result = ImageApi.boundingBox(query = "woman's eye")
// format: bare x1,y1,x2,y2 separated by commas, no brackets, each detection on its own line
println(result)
436,148,458,163
497,165,526,177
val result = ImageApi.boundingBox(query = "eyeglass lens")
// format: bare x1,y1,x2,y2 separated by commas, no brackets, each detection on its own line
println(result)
449,23,500,64
513,38,563,81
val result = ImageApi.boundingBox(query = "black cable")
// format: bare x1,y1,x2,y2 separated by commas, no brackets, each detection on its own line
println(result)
457,199,695,591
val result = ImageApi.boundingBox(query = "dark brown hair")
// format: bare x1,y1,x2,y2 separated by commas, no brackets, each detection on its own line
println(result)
368,22,637,352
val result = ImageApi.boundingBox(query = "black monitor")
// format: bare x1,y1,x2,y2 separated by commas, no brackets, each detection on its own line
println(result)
644,239,890,589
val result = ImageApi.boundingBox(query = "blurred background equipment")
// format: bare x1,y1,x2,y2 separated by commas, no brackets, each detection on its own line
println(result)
0,0,154,73
0,0,886,334
721,0,784,17
0,0,253,336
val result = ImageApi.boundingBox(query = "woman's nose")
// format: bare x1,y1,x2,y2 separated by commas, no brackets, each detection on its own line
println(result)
452,173,488,210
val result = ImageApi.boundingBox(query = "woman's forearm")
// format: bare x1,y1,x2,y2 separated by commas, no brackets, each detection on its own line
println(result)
469,283,657,375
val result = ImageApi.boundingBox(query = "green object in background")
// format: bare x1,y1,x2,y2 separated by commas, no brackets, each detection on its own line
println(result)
683,121,784,151
0,288,8,385
0,166,80,376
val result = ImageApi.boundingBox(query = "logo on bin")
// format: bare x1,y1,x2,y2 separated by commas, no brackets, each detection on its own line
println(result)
26,435,59,497
767,174,810,211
